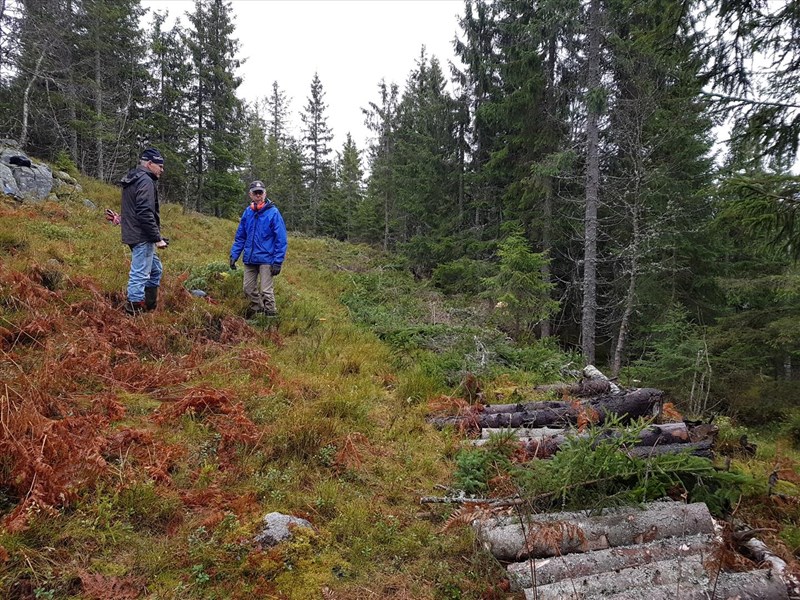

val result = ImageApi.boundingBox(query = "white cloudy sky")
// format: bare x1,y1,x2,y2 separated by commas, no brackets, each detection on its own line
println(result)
142,0,465,152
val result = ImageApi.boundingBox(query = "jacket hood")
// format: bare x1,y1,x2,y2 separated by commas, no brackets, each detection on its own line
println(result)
249,198,274,212
119,166,155,188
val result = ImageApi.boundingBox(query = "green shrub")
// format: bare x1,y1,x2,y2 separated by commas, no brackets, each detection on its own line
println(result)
726,383,791,427
453,447,512,494
432,258,493,295
54,150,79,177
783,410,800,449
184,261,235,295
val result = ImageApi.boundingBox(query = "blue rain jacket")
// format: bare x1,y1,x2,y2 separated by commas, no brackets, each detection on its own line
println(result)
230,200,288,266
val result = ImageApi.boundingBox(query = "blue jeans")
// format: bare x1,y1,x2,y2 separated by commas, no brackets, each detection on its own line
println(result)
127,242,162,302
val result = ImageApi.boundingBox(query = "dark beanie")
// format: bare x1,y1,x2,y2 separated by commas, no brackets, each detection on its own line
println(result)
140,147,165,165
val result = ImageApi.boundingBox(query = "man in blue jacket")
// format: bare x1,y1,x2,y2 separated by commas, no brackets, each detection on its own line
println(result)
229,180,288,317
120,147,168,315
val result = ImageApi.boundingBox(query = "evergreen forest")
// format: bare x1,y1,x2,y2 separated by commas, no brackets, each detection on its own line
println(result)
6,1,800,598
3,0,800,425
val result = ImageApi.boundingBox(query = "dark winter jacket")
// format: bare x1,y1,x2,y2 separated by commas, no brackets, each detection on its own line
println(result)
119,166,161,246
230,200,288,266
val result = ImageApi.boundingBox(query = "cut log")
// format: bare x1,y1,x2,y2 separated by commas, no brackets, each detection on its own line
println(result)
583,364,621,394
534,365,622,398
625,439,713,459
474,423,702,459
507,532,717,589
481,426,566,439
742,538,788,574
574,569,788,600
522,555,707,599
474,501,715,561
480,422,688,443
431,388,663,430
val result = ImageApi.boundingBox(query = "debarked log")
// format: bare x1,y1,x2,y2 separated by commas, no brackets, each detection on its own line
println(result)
624,438,713,459
507,532,717,589
474,501,715,561
431,388,663,429
522,555,707,600
473,422,691,451
575,569,789,600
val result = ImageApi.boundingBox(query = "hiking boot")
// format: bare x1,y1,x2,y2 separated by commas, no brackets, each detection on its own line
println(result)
144,286,159,311
124,300,146,315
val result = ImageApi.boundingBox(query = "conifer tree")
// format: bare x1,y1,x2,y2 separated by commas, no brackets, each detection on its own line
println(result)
242,99,270,186
392,49,460,270
323,133,364,239
273,137,307,231
300,72,334,232
186,0,244,217
266,80,290,145
145,11,193,204
363,79,399,248
77,0,148,180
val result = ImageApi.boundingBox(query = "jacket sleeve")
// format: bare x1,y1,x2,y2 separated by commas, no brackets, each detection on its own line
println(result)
271,210,288,264
230,211,248,260
134,176,161,242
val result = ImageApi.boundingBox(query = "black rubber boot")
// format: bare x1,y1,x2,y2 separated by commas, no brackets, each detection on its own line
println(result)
144,286,158,311
124,300,146,316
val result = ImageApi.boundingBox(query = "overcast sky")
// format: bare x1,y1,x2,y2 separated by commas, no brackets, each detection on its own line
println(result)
142,0,465,154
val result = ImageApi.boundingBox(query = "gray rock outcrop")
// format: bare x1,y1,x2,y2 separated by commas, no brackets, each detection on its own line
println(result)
0,143,53,203
254,512,313,547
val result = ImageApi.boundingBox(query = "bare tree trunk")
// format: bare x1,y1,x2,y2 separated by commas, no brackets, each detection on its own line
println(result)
20,46,46,148
612,203,639,377
0,0,6,77
94,45,104,181
581,0,602,366
539,32,560,340
65,0,77,163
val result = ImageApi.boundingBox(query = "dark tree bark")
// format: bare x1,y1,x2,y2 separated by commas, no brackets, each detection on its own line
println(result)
431,388,663,430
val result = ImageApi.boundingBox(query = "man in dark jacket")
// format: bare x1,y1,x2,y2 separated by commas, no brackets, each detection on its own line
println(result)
229,180,288,317
120,147,167,315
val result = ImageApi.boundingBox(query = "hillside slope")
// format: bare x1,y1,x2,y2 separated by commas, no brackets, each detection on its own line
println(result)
0,186,505,599
4,177,800,600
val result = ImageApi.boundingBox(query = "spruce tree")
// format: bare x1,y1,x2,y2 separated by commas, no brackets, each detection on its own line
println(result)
362,79,399,249
323,133,364,240
300,72,334,232
186,0,244,217
145,10,194,204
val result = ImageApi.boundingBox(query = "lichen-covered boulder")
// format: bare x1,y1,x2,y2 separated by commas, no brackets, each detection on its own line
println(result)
253,512,313,547
0,145,53,202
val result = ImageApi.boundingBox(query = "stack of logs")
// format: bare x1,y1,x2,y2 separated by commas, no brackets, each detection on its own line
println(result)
428,367,793,597
474,500,789,599
430,367,719,459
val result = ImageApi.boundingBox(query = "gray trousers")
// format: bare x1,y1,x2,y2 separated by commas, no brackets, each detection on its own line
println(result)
243,264,276,312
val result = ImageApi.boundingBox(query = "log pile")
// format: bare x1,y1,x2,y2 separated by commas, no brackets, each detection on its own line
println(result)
431,365,717,459
472,422,716,459
430,387,664,430
473,500,789,599
430,368,792,597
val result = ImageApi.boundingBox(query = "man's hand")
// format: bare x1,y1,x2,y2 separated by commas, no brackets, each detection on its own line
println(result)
105,209,121,225
229,259,237,270
156,239,168,249
270,263,282,277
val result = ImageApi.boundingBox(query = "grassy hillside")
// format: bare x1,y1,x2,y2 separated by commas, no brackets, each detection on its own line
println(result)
3,175,800,599
0,179,520,599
